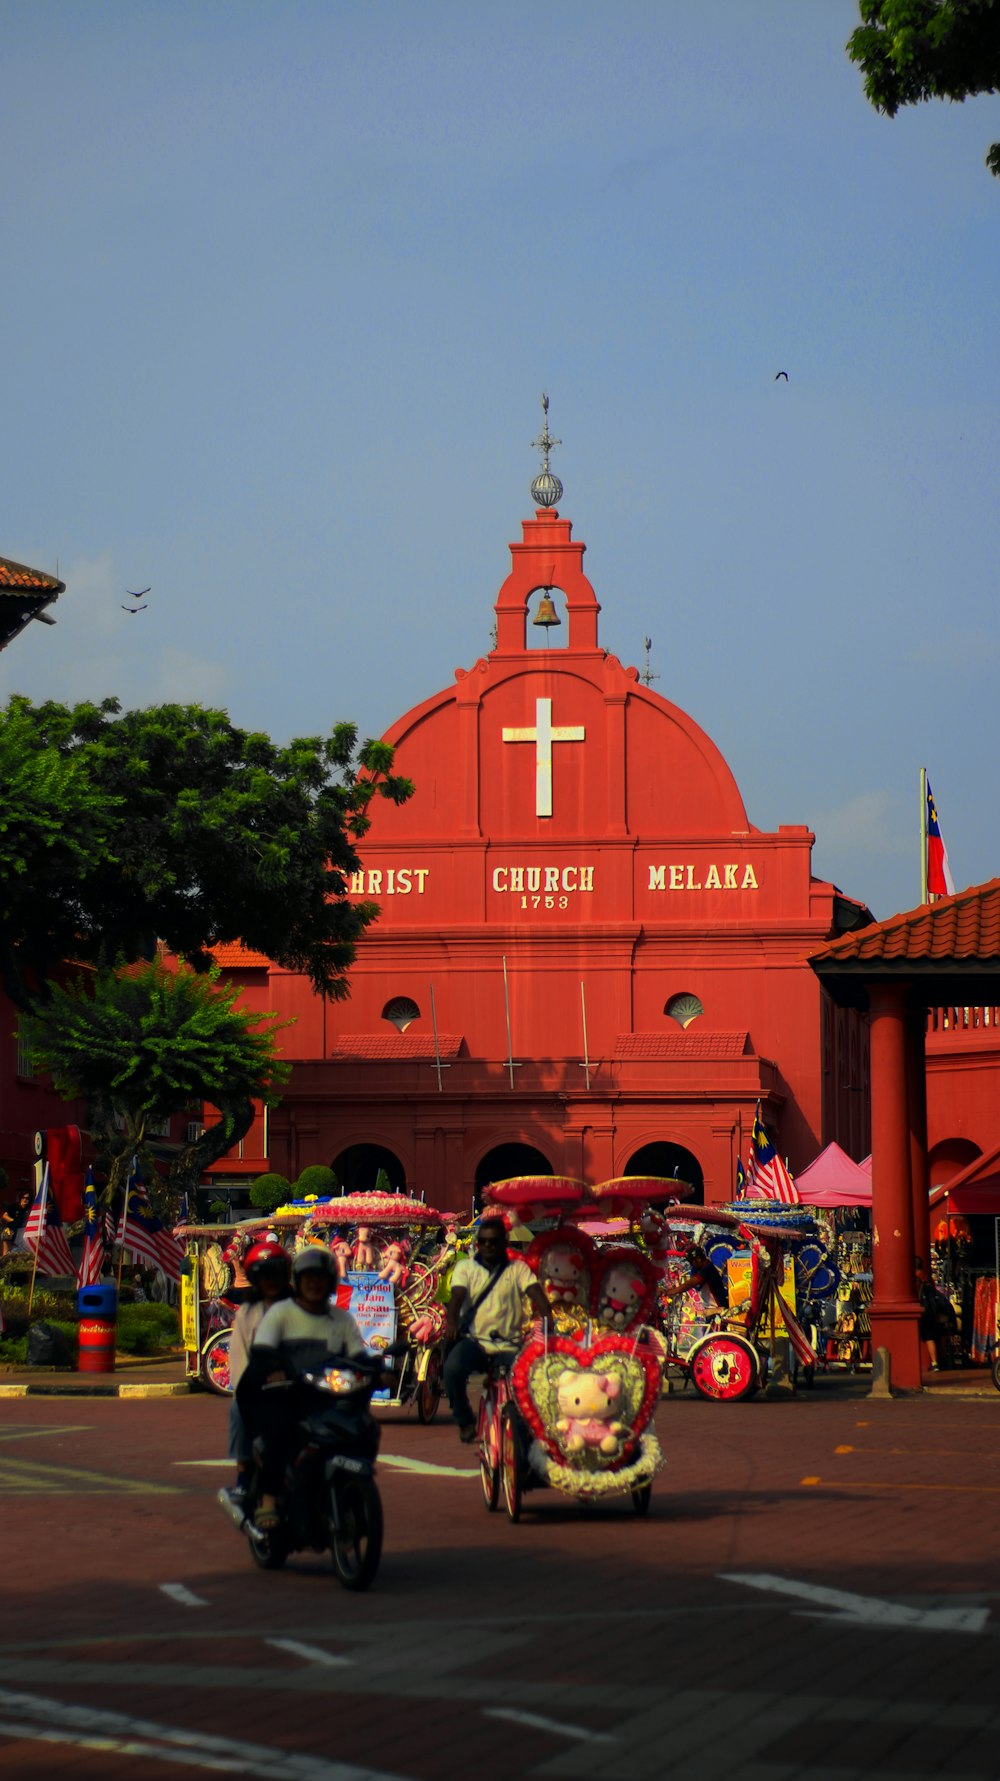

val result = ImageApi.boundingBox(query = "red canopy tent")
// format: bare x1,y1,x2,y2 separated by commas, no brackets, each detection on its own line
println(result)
794,1141,872,1208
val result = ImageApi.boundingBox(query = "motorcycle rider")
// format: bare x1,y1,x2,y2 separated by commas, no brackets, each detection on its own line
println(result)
226,1237,291,1506
237,1244,368,1530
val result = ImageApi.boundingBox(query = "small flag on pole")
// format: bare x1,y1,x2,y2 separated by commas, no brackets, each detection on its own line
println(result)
735,1156,747,1199
926,777,955,899
76,1168,105,1289
23,1164,75,1278
745,1103,799,1205
117,1173,184,1282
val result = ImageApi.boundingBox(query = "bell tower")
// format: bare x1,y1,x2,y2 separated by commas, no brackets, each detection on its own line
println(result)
493,394,601,655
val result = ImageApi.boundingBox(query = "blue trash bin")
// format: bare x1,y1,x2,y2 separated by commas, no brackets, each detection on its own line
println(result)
77,1282,118,1372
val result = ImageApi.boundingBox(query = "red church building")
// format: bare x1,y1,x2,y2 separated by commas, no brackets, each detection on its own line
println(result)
210,422,873,1216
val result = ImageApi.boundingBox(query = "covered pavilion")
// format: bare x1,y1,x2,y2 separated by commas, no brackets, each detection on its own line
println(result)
809,880,1000,1388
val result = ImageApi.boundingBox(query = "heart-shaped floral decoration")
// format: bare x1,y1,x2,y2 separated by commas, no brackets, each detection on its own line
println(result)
512,1332,662,1469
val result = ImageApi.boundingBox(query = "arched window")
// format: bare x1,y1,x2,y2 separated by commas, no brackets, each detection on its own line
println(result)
664,992,703,1029
382,997,420,1033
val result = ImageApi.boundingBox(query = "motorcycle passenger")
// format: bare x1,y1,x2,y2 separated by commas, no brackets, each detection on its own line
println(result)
237,1244,367,1530
443,1215,551,1443
226,1237,291,1507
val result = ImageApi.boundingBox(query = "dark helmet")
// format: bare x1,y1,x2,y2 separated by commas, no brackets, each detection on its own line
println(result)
292,1243,338,1285
245,1238,290,1284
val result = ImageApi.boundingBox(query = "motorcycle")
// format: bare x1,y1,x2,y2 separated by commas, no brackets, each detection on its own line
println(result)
218,1352,386,1591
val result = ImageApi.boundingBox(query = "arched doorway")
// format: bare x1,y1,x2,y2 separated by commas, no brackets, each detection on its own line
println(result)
624,1142,704,1206
928,1137,981,1189
331,1143,406,1195
475,1143,553,1207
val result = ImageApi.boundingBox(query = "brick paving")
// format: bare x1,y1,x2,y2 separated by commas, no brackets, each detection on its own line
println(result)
2,1377,1000,1779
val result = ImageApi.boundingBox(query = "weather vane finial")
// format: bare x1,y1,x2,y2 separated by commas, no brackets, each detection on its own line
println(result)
529,392,564,509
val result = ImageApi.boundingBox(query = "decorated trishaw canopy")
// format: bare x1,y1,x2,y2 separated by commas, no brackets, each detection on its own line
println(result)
485,1176,588,1215
586,1176,693,1217
299,1191,449,1226
485,1175,693,1221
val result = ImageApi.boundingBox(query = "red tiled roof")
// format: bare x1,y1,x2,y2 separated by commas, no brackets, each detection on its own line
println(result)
211,942,272,969
0,554,64,592
614,1031,751,1060
810,878,1000,966
330,1034,463,1060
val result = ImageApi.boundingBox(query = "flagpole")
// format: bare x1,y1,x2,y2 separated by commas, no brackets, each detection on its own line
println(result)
116,1164,131,1292
27,1162,50,1319
580,981,591,1092
502,955,515,1091
920,766,928,906
429,982,446,1093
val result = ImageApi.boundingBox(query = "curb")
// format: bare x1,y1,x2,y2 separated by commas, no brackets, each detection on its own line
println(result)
0,1380,190,1399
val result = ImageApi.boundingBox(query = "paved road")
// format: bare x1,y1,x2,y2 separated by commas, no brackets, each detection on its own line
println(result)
3,1384,1000,1780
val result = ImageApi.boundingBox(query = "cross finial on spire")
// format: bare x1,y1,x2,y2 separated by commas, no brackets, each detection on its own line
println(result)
529,392,564,508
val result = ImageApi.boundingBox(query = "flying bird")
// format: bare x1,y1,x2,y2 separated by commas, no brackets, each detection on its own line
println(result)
121,603,148,613
126,586,151,598
774,371,788,382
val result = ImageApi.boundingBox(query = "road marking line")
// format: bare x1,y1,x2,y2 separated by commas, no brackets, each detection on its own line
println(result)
0,1425,92,1444
174,1459,232,1466
0,1455,178,1495
160,1584,209,1608
0,1688,408,1778
720,1571,989,1634
379,1454,479,1478
484,1707,616,1743
267,1639,353,1668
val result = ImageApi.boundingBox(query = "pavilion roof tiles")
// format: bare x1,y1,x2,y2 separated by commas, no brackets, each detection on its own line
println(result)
0,554,64,592
810,879,1000,967
211,941,272,969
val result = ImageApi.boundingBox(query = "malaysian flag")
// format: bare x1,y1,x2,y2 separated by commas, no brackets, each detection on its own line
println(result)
117,1174,184,1282
76,1169,105,1289
745,1104,799,1205
23,1164,75,1278
735,1156,747,1199
926,777,955,899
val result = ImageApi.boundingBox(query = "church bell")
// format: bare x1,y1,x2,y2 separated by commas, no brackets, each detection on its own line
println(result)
532,590,560,628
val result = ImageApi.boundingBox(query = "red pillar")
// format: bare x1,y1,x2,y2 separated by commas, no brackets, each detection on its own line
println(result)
907,1006,930,1269
868,982,923,1389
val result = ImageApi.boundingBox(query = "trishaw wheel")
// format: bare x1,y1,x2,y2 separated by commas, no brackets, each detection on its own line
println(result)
479,1399,500,1512
200,1329,233,1397
500,1406,522,1523
688,1333,759,1403
631,1483,652,1516
416,1348,442,1424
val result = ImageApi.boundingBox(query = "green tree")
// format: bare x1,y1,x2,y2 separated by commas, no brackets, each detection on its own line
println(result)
295,1164,340,1199
0,697,413,1010
848,1,1000,176
24,960,291,1209
249,1172,293,1215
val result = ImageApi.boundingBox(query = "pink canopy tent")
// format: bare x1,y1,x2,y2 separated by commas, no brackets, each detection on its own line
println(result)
794,1141,873,1208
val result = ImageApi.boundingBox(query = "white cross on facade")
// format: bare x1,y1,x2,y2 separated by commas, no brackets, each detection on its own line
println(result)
502,696,585,818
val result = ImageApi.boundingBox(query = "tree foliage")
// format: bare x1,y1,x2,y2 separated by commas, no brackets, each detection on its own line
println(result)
295,1164,340,1198
848,1,1000,176
0,696,413,1010
24,960,292,1207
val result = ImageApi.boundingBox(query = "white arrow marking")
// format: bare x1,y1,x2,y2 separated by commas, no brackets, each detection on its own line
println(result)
378,1454,480,1479
720,1572,989,1634
159,1583,208,1608
267,1640,353,1668
484,1708,615,1744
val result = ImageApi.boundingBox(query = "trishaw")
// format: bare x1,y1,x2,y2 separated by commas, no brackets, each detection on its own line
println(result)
471,1176,684,1521
651,1203,819,1401
179,1194,455,1410
177,1222,260,1393
293,1191,454,1421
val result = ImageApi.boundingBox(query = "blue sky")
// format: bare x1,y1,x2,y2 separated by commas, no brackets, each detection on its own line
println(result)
3,1,998,921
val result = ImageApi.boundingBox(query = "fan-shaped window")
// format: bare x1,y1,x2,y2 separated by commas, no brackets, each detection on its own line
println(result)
382,997,420,1033
665,993,703,1029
